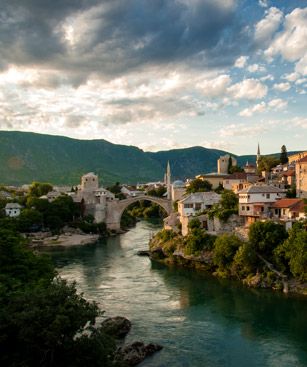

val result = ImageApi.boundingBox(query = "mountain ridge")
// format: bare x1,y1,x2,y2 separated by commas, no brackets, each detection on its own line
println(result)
0,130,297,186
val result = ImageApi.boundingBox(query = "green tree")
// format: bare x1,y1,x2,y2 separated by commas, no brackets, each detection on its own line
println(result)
0,229,117,367
257,156,280,173
248,221,288,261
275,222,307,281
186,178,212,193
147,186,167,197
29,182,53,197
17,208,43,232
213,234,243,276
220,190,238,210
280,145,289,164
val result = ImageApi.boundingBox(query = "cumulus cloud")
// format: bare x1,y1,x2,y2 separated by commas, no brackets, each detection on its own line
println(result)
234,56,249,68
254,7,283,46
267,98,288,109
228,78,268,99
265,8,307,66
239,102,266,116
247,64,266,73
0,0,244,81
273,82,291,92
282,72,299,82
197,74,231,97
238,98,287,117
295,53,307,76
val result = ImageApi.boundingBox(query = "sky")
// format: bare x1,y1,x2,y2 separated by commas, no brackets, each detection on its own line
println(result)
0,0,306,155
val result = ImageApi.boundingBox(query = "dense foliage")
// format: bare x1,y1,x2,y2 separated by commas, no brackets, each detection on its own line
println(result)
152,219,307,289
0,229,118,367
257,156,280,173
186,178,212,193
208,190,238,222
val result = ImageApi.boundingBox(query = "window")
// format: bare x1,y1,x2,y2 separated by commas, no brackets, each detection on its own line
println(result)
184,203,193,208
266,194,270,199
242,206,245,211
247,206,250,211
202,221,208,230
195,203,201,210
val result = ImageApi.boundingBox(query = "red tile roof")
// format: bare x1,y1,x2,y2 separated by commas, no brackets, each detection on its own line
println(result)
298,156,307,163
226,172,248,180
283,170,295,177
271,198,304,210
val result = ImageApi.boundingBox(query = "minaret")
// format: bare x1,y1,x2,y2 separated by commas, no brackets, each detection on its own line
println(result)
256,143,261,168
166,161,171,200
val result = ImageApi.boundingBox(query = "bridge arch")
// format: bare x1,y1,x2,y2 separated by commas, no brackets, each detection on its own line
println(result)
105,195,172,231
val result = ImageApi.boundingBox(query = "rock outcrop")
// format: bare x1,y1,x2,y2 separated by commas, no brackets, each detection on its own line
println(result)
115,342,163,366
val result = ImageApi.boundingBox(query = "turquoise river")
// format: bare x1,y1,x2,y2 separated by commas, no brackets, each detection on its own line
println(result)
51,220,307,367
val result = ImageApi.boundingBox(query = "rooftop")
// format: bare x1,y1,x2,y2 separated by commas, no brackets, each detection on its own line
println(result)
179,191,221,203
272,199,306,213
238,184,286,194
5,203,22,209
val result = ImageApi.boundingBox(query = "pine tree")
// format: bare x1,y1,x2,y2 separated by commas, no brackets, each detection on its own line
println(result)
280,145,288,164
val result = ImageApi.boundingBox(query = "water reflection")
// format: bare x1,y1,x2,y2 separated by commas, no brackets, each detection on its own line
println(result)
50,221,307,367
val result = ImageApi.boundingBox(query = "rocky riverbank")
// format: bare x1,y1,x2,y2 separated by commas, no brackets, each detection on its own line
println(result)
100,316,162,366
149,229,307,296
27,227,100,248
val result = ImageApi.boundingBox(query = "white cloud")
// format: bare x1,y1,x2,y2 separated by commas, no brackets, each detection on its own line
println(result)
295,78,307,85
197,74,231,97
295,53,307,76
238,98,287,117
260,74,274,81
234,56,248,68
247,64,266,73
259,0,268,8
228,78,268,100
273,82,291,92
254,7,283,46
282,72,299,82
265,8,307,64
267,98,288,110
239,102,266,117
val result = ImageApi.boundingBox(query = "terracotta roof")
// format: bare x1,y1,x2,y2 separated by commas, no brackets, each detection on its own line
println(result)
298,156,307,163
271,198,304,210
282,170,295,177
226,172,248,180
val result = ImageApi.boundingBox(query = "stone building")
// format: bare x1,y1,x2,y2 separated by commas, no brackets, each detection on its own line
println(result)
72,172,115,223
296,155,307,198
238,184,286,226
171,180,186,202
217,154,237,174
5,203,22,217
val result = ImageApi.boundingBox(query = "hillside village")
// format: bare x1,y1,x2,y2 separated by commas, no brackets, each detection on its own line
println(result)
0,145,306,238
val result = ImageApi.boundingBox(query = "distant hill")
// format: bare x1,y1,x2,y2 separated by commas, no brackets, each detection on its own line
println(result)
0,131,162,185
0,131,300,186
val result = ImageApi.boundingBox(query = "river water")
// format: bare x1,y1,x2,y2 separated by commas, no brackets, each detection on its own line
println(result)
51,220,307,367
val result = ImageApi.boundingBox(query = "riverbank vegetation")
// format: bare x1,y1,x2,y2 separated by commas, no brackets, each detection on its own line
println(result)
0,182,108,236
150,220,307,294
0,228,126,366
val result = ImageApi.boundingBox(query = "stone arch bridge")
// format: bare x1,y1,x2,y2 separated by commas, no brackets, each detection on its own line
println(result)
105,195,172,231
